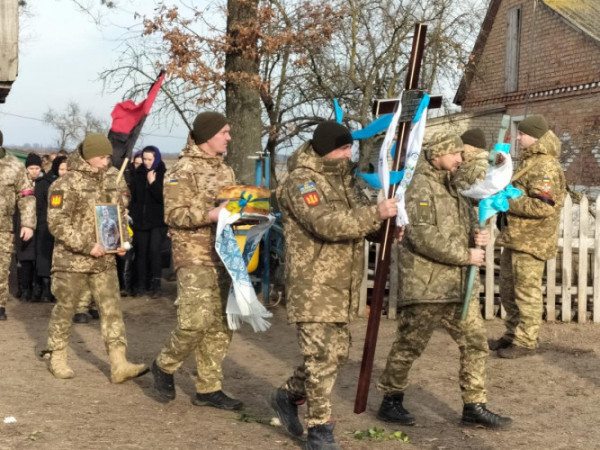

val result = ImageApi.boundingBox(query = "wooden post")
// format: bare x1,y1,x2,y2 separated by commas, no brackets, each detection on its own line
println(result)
578,195,589,323
354,23,429,415
594,199,600,323
562,195,573,322
546,257,556,322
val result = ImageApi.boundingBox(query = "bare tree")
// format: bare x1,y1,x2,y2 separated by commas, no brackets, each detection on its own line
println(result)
44,102,108,150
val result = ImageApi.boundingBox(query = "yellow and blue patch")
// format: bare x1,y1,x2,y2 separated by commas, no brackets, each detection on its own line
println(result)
298,181,320,207
169,179,179,186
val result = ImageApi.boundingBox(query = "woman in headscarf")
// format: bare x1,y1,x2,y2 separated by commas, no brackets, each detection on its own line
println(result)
130,145,167,297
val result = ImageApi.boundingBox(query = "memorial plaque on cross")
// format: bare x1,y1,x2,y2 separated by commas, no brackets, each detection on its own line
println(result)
354,23,442,414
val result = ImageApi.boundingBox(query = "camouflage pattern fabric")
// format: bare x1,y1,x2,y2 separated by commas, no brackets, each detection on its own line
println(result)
75,288,95,315
424,132,464,161
48,148,130,273
0,151,36,307
47,268,127,351
497,130,566,261
155,266,232,394
283,322,350,427
0,247,11,307
163,136,235,271
499,249,546,349
377,299,488,404
276,142,382,323
0,151,36,233
398,154,474,306
453,147,490,192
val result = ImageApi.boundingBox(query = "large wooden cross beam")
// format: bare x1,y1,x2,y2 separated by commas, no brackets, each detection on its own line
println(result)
354,22,442,414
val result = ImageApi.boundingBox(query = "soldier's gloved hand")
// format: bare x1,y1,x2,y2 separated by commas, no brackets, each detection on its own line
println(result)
469,248,485,267
474,229,490,247
90,243,107,258
208,201,229,223
376,198,399,220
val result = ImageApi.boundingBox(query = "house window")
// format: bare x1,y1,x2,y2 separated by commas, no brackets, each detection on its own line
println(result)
505,6,522,93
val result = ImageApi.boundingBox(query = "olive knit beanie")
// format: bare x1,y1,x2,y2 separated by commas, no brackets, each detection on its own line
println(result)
81,134,113,160
518,114,548,139
311,121,353,157
192,112,229,145
460,128,487,149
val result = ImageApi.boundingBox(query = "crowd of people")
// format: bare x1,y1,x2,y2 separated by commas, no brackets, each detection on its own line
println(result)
5,144,168,318
0,112,566,450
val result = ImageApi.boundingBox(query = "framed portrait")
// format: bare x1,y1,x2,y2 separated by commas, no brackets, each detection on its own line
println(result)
94,204,123,253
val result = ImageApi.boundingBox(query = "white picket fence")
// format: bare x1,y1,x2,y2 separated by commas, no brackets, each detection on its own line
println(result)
360,195,600,323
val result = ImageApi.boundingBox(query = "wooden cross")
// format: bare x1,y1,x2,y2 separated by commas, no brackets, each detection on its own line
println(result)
354,23,442,414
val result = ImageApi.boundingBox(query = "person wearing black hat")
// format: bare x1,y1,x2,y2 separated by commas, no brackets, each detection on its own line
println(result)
271,121,399,449
491,114,566,358
151,111,244,411
15,153,44,302
0,133,36,320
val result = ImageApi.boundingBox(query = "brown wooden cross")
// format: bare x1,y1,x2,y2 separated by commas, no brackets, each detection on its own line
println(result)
354,23,442,414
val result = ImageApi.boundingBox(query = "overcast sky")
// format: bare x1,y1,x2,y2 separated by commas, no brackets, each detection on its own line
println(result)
0,0,189,153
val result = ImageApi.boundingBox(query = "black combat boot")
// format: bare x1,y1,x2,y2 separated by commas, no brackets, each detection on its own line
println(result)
149,278,161,299
269,388,305,437
488,336,512,351
462,403,512,429
72,313,89,324
377,392,415,425
151,360,175,400
306,421,340,450
40,277,53,303
88,308,99,320
0,307,6,320
193,390,243,410
31,282,42,302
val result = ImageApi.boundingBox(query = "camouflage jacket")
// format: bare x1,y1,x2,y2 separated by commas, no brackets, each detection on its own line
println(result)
164,137,235,270
0,148,36,253
48,148,130,273
497,130,566,260
399,157,474,306
277,143,383,324
453,147,489,191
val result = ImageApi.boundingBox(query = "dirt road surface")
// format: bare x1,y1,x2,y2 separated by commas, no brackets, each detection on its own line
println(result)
1,282,600,449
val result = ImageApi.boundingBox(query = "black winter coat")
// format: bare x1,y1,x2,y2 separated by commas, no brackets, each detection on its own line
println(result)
34,172,58,276
130,162,166,231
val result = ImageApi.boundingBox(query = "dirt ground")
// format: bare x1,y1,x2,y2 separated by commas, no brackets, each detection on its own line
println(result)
2,280,600,450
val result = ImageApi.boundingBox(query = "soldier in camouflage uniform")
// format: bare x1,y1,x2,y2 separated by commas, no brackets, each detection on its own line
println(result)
73,164,131,324
271,121,399,450
45,134,147,383
151,112,243,410
0,130,36,321
491,115,566,358
376,133,512,429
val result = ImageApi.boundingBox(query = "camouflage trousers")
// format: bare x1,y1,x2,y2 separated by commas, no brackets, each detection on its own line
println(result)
283,322,350,427
499,249,546,349
47,268,127,351
0,251,11,308
156,266,232,394
75,289,96,314
377,299,488,404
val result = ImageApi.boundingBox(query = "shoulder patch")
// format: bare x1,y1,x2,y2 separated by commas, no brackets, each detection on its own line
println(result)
169,179,179,186
298,182,320,207
418,200,429,206
49,190,64,209
541,176,551,194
